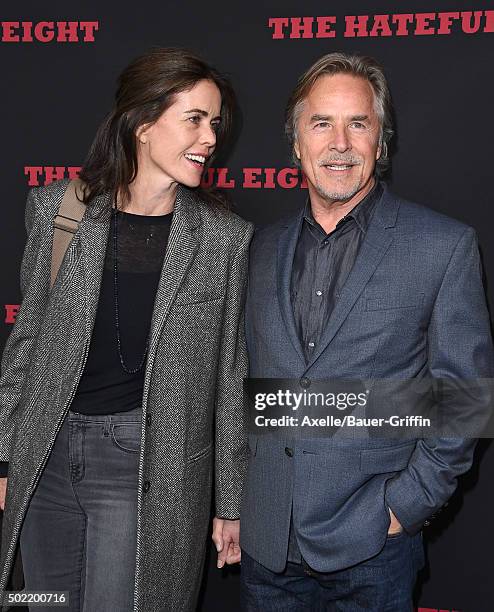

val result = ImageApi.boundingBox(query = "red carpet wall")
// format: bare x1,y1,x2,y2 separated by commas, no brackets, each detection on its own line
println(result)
1,1,493,611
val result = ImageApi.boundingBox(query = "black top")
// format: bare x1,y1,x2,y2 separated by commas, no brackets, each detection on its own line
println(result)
70,209,173,415
290,181,382,363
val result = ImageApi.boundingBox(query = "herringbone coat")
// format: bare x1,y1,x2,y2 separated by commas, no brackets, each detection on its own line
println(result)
0,178,253,611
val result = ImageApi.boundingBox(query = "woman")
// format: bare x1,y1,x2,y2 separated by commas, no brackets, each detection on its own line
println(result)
0,48,253,611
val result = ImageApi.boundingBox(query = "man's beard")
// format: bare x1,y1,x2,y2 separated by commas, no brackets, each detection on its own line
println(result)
314,176,363,203
314,154,364,202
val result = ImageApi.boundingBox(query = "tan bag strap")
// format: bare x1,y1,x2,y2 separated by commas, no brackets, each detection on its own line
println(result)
50,179,87,288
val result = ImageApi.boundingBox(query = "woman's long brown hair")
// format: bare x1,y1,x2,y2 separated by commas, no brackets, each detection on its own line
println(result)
79,47,236,211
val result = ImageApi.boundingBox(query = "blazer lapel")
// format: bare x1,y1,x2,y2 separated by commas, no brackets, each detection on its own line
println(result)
277,212,306,363
146,185,200,360
79,193,112,335
305,187,399,371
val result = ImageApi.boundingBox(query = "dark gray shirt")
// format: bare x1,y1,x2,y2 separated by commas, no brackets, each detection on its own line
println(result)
291,181,383,363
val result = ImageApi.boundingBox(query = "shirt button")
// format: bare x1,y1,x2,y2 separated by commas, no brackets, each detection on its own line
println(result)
143,481,151,494
299,377,311,388
146,414,152,426
285,447,294,457
308,342,315,348
315,290,322,296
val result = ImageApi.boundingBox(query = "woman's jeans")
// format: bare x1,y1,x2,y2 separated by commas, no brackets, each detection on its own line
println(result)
19,406,141,611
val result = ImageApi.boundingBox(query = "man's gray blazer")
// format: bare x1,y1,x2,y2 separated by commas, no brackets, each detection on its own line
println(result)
240,183,494,573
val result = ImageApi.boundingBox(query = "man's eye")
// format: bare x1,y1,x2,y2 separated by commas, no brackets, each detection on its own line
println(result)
349,122,366,129
314,122,331,129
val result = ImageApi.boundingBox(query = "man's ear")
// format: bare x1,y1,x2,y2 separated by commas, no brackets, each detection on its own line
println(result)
294,139,301,160
376,139,387,161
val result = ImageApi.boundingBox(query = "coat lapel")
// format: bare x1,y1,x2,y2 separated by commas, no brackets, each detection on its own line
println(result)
79,193,112,335
277,212,306,363
305,187,399,371
146,185,200,360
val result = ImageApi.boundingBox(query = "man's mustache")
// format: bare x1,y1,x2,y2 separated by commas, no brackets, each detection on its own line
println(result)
318,156,362,166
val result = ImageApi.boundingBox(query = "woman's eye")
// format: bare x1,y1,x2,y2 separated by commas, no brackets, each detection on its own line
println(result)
188,115,201,124
211,121,221,132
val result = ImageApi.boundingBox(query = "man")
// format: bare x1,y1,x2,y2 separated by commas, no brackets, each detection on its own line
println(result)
239,52,493,610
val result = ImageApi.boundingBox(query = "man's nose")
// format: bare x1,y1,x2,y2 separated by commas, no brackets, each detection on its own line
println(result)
330,124,351,153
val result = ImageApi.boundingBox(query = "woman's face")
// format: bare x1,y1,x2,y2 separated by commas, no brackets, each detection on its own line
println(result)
136,79,222,188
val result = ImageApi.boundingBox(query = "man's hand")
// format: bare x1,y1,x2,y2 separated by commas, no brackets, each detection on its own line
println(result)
388,507,403,535
212,517,241,568
0,478,7,511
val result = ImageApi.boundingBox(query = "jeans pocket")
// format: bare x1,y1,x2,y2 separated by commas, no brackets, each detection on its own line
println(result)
111,423,141,454
386,529,405,541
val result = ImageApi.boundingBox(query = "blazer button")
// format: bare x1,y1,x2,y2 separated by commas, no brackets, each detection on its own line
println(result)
299,377,311,389
146,413,152,426
143,481,151,494
285,447,294,457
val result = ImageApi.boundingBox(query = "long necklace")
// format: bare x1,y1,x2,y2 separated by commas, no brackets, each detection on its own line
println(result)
112,209,150,374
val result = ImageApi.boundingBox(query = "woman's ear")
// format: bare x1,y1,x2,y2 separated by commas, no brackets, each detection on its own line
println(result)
136,123,151,144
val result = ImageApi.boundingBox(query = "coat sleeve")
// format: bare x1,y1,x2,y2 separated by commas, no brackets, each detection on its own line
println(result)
385,226,494,534
214,222,254,519
0,188,52,470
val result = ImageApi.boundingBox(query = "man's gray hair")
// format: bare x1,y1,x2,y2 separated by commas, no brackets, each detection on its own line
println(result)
285,52,394,176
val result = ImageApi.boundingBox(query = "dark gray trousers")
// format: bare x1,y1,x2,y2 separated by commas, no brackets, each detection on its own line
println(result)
19,406,141,612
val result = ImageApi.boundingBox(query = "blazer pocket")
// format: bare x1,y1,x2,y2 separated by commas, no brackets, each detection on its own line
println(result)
185,442,213,464
174,290,224,305
365,293,424,312
359,442,416,474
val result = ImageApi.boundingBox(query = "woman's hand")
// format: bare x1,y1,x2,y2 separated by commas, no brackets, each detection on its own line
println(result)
212,517,241,568
0,477,7,511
